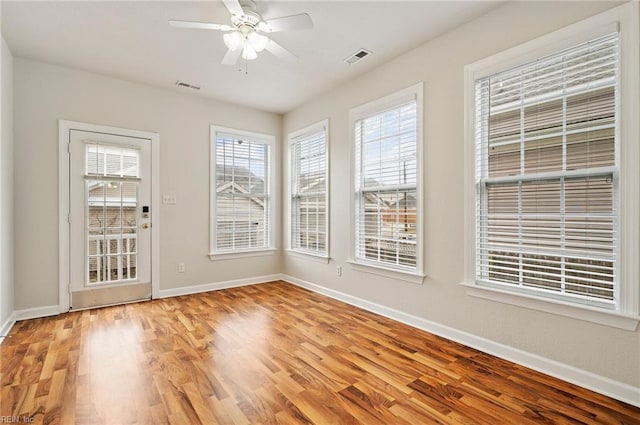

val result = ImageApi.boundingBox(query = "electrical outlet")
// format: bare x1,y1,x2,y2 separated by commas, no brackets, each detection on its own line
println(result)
162,195,177,205
177,262,185,273
336,266,342,277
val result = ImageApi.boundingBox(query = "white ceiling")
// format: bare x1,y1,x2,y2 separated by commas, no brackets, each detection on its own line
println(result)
2,1,501,114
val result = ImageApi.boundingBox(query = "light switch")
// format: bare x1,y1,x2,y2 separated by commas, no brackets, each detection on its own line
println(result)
162,195,177,204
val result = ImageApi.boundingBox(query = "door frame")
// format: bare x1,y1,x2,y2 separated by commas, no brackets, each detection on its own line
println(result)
58,120,160,312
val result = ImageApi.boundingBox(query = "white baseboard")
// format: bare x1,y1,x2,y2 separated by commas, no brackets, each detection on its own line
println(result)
0,311,16,342
158,274,282,299
281,274,640,408
15,305,60,321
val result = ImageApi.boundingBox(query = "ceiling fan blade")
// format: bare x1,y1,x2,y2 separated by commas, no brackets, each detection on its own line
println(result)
222,48,243,65
222,0,244,17
263,13,313,33
265,39,297,62
169,20,232,31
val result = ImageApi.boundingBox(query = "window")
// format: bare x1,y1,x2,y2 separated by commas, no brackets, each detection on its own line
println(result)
210,126,275,258
85,144,139,283
477,33,618,306
464,3,639,328
350,83,424,280
289,120,329,257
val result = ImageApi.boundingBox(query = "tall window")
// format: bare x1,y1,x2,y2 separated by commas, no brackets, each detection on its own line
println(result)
464,2,640,329
289,121,328,257
474,33,618,308
352,84,423,275
210,126,275,257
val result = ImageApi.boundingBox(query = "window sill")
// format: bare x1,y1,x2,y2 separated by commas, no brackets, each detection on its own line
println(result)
285,250,330,264
462,282,640,331
209,248,277,261
347,260,425,284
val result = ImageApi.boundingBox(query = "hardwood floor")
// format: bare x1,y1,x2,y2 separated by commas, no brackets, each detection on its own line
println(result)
1,281,638,424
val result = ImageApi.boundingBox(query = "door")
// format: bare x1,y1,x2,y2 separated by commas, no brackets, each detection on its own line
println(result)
68,129,152,309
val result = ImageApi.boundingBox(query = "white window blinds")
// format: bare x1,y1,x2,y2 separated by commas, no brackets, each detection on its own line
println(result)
355,100,418,270
214,134,270,252
291,126,328,255
86,144,139,177
475,32,619,305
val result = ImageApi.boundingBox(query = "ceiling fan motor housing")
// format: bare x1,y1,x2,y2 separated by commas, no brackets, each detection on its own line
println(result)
232,0,263,30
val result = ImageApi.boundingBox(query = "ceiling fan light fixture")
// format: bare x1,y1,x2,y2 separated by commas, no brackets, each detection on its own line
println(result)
223,31,243,51
242,44,258,60
247,32,268,52
170,0,314,66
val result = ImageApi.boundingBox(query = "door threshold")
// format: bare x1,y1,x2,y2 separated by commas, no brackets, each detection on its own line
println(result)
69,296,151,312
70,282,152,310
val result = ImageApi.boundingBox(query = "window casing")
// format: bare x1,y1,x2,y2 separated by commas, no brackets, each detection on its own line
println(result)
464,3,639,328
350,83,424,279
210,126,276,258
289,121,329,257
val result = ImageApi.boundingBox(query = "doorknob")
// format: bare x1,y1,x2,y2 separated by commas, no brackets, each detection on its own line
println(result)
141,223,150,229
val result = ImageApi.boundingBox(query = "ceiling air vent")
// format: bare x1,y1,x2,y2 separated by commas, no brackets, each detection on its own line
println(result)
175,80,201,90
344,49,372,65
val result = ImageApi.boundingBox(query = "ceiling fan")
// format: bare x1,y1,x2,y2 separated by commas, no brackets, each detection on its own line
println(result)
169,0,313,65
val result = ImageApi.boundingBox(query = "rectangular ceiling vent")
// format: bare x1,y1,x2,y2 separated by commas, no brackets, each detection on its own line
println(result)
175,80,201,90
344,49,372,65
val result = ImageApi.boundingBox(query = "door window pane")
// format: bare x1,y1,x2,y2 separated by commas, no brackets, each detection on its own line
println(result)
86,179,138,284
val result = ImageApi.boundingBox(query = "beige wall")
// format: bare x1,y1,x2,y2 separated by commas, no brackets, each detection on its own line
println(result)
283,1,639,388
13,58,282,310
1,36,14,328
